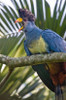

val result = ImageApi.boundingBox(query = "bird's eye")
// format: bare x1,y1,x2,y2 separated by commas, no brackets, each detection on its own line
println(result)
24,18,27,21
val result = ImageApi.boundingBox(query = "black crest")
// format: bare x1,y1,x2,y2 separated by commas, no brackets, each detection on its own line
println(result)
19,9,35,22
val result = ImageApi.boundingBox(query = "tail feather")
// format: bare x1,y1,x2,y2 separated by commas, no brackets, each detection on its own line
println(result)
62,80,66,100
55,85,66,100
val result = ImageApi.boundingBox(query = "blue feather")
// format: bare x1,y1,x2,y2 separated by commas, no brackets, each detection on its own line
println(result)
42,29,66,52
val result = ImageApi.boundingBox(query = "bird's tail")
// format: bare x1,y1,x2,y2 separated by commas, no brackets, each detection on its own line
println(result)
55,84,66,100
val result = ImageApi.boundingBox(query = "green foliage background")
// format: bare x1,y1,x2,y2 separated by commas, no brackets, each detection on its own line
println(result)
0,0,65,100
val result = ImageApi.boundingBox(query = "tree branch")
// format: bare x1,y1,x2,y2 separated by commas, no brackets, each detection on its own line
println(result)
0,53,66,90
0,53,66,68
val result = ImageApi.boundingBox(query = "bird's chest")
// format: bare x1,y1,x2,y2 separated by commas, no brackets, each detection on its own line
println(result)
28,36,48,54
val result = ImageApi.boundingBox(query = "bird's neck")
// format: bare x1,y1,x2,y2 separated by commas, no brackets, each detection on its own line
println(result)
24,21,43,40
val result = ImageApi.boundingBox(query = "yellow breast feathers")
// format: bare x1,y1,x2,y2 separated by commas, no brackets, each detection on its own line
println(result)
28,36,48,54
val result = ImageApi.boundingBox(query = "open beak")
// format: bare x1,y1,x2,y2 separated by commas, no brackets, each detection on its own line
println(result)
15,18,24,32
15,18,23,23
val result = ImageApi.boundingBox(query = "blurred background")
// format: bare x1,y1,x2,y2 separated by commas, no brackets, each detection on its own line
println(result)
0,0,66,100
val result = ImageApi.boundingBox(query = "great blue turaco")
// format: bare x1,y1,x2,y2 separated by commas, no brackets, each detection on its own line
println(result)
15,9,66,100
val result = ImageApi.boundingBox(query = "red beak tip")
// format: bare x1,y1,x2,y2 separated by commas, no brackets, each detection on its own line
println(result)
18,29,21,32
15,21,17,23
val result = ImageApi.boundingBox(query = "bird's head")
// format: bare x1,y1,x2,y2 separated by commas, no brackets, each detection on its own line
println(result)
15,9,35,32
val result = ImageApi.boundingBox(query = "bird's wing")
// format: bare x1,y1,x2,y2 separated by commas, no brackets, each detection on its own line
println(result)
41,29,66,52
24,40,55,92
32,64,55,92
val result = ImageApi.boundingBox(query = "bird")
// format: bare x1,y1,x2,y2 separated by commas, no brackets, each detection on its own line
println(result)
15,9,66,100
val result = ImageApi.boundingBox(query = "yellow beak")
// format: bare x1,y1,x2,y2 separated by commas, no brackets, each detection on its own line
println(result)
15,18,24,32
15,18,23,23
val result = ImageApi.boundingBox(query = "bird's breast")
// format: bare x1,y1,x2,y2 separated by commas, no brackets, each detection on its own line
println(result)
28,36,48,54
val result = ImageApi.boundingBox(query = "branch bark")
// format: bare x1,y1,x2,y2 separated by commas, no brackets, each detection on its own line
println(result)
0,53,66,68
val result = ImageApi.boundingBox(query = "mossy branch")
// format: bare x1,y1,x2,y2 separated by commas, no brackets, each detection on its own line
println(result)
0,53,66,90
0,53,66,68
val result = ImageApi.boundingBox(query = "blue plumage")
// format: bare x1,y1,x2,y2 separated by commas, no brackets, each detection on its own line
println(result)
24,25,66,92
24,24,66,54
41,29,66,52
15,9,66,99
